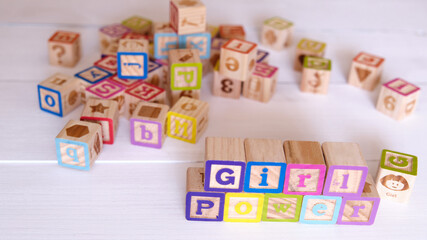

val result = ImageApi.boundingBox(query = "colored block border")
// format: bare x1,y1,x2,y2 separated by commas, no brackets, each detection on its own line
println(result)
303,56,331,70
75,66,113,84
224,193,264,223
55,138,90,171
243,162,287,193
37,85,63,117
323,165,368,197
299,195,342,224
185,192,225,221
166,112,197,144
154,33,178,59
383,78,420,96
170,63,203,90
86,79,125,99
283,164,326,195
117,52,148,79
130,118,162,149
204,160,246,192
80,116,115,145
380,149,418,176
261,193,303,222
337,197,380,225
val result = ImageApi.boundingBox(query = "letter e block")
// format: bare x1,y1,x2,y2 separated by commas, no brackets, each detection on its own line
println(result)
224,193,264,222
261,193,302,222
261,17,294,50
48,31,81,67
220,39,257,81
170,0,206,35
348,52,385,91
299,195,342,224
301,57,331,94
169,49,202,90
99,24,131,54
294,38,326,71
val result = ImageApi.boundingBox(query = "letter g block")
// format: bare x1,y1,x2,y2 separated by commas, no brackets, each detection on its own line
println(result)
204,160,246,192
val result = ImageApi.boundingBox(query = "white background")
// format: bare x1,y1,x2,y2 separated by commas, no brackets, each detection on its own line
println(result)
0,0,426,239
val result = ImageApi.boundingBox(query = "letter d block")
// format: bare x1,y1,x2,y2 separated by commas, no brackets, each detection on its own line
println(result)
299,195,342,224
169,49,202,91
117,39,149,79
220,39,257,81
261,194,302,222
224,193,264,222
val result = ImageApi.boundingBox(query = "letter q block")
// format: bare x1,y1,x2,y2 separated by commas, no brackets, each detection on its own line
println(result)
219,39,257,81
169,49,202,91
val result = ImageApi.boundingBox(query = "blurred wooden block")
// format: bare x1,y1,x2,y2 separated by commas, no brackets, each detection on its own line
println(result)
94,55,118,74
109,74,140,89
146,60,166,89
169,49,202,91
48,31,81,67
299,195,342,224
242,63,278,102
171,89,200,106
85,79,126,116
117,39,149,79
301,56,332,94
261,17,293,50
219,39,257,81
75,66,113,103
294,38,326,71
122,15,152,35
170,0,206,35
261,193,303,222
224,193,264,222
153,22,179,59
178,32,211,59
124,81,166,118
99,24,131,55
219,25,246,40
256,49,270,64
212,61,241,99
209,38,228,68
348,52,385,91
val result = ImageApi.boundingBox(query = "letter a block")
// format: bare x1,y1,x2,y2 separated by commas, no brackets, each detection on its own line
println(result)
261,17,294,50
294,38,326,71
220,39,257,81
243,63,279,103
56,120,103,171
153,22,179,59
169,49,202,91
299,195,342,224
124,81,166,118
348,52,385,91
204,137,246,192
117,39,149,79
170,0,206,35
301,57,331,94
261,194,303,222
48,31,81,67
224,193,264,222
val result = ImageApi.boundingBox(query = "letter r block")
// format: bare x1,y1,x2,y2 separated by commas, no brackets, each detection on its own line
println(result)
261,194,303,222
299,195,342,224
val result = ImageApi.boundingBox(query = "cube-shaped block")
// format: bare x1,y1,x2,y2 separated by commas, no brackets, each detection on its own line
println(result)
179,32,211,59
75,66,113,99
117,39,149,79
171,89,201,106
169,49,202,91
85,79,126,115
170,0,206,35
301,56,332,94
125,81,166,118
299,195,342,224
243,63,278,102
348,52,385,91
219,25,246,40
48,31,81,67
154,22,179,59
220,39,257,81
212,61,241,99
99,24,131,54
224,193,264,222
121,15,152,35
261,17,294,50
261,194,303,222
209,38,228,67
94,55,118,74
294,38,326,71
256,50,270,64
146,60,167,89
109,74,140,89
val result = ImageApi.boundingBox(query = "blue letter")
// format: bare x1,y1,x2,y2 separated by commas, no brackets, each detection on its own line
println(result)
215,168,235,185
196,200,214,215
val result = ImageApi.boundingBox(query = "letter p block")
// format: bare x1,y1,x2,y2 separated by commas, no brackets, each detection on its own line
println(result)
186,192,225,221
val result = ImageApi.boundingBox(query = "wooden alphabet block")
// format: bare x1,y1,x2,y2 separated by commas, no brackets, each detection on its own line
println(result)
212,61,241,99
294,38,326,71
242,63,278,103
99,24,131,55
130,101,169,149
256,49,270,64
124,81,166,118
121,15,152,35
207,24,219,38
243,138,287,193
178,32,211,59
117,39,149,79
169,49,202,91
301,57,332,94
48,31,81,67
204,137,246,192
322,142,369,197
153,22,179,59
376,78,420,121
209,38,228,68
94,55,117,74
171,89,201,106
55,120,103,171
348,52,385,91
375,149,417,203
283,141,326,195
167,97,208,143
261,193,303,222
170,0,206,35
38,73,81,117
85,79,126,115
224,193,264,222
219,25,246,40
299,195,342,224
75,66,113,103
261,17,293,50
80,98,119,145
109,74,140,89
219,39,257,81
146,60,166,89
186,167,225,221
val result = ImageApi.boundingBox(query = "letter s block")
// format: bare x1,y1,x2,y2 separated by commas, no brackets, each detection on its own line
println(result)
299,195,342,224
219,39,257,81
301,57,331,94
224,193,264,222
261,193,303,222
294,38,326,71
169,49,202,91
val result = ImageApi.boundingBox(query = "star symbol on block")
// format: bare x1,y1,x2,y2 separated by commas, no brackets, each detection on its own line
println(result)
90,103,109,113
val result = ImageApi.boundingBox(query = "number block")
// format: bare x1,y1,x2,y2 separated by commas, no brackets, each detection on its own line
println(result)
169,49,202,91
146,60,166,89
117,39,149,79
261,194,303,222
99,24,131,54
48,31,81,67
256,49,270,64
376,78,420,121
242,63,278,103
186,167,225,221
55,120,103,171
170,0,206,35
121,15,152,35
94,55,117,74
179,32,211,59
348,52,385,91
301,57,332,94
130,101,169,149
294,38,326,71
38,73,82,117
171,89,201,106
85,79,126,115
283,141,326,195
124,81,166,118
219,25,246,40
299,195,342,224
75,66,113,103
219,39,257,81
322,142,369,197
153,22,179,59
224,193,264,222
212,61,241,99
167,97,208,143
261,17,294,50
375,149,417,203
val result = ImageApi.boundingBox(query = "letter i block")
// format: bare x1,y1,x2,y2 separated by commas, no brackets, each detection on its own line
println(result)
56,120,103,171
186,167,225,221
170,0,206,35
219,25,246,40
256,50,270,64
283,141,326,195
261,17,294,50
261,194,303,222
178,32,211,59
294,38,326,71
99,24,131,54
169,49,202,91
299,195,342,224
337,174,380,225
121,15,152,35
348,52,385,91
85,79,126,115
117,39,149,79
220,39,257,81
48,31,81,67
375,149,417,203
167,97,208,143
94,55,118,74
224,193,264,222
75,66,113,102
301,57,332,94
38,73,81,117
243,138,287,193
322,142,369,197
243,63,279,103
153,22,179,59
376,78,420,121
213,61,241,99
204,137,246,192
130,101,169,149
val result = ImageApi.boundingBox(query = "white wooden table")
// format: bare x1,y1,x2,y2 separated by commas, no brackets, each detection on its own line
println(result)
0,0,426,239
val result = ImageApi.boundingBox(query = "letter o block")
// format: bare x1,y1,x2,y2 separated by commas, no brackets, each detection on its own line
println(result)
224,193,264,222
261,17,294,50
219,39,257,81
299,195,342,224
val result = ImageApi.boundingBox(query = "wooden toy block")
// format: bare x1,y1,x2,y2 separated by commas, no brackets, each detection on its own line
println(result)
261,17,294,50
117,38,149,79
38,73,81,117
256,50,270,64
99,24,131,54
219,39,257,81
122,15,152,35
219,25,246,40
299,195,342,224
376,78,420,121
103,42,119,57
80,98,119,145
170,0,206,35
167,97,208,143
124,81,166,118
171,89,200,106
186,167,225,221
146,60,166,89
94,55,117,74
169,49,202,91
109,74,140,89
224,193,264,222
85,79,126,115
283,141,326,195
178,32,211,59
130,101,169,149
212,61,241,99
153,22,179,59
375,149,417,203
261,193,303,222
75,66,113,103
209,38,228,68
201,58,213,76
207,24,219,38
337,174,380,225
243,138,287,193
322,142,369,197
348,52,385,91
55,120,103,171
121,32,149,40
48,31,81,67
301,56,332,94
242,63,278,103
294,38,326,71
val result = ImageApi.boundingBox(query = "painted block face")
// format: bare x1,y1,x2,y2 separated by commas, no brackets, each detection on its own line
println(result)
261,194,303,222
169,49,203,91
94,55,118,73
299,196,342,224
75,66,113,85
256,50,269,63
337,198,380,225
154,32,179,59
219,25,246,40
244,162,286,193
122,15,152,34
116,39,149,79
284,164,326,195
324,166,368,197
261,17,294,50
170,0,206,35
179,32,211,59
224,193,264,222
220,39,258,81
48,31,81,67
294,38,326,71
348,52,385,91
301,56,332,94
146,60,166,88
243,63,278,102
86,79,125,99
204,160,246,192
186,192,225,221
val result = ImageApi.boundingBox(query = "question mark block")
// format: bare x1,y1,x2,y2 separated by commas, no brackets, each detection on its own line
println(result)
294,38,326,71
121,15,152,35
224,193,265,222
55,120,103,171
99,24,131,55
178,32,211,59
300,56,331,95
261,16,294,51
376,78,420,121
219,39,257,81
48,31,81,67
169,49,202,91
124,81,166,119
212,61,241,99
37,73,81,117
348,52,385,91
153,22,179,59
117,39,149,79
85,79,126,116
299,195,342,224
242,63,278,103
170,0,206,35
261,193,303,222
219,25,246,40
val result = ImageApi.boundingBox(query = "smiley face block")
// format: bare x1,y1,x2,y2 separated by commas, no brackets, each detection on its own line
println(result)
85,79,126,115
169,49,202,91
242,63,278,103
220,39,257,81
299,195,342,224
170,0,206,35
38,73,81,117
301,57,332,94
294,38,326,71
121,15,152,35
75,66,113,102
224,193,264,222
219,25,246,40
117,39,149,79
261,17,294,50
178,32,211,59
124,81,166,119
48,31,81,67
153,22,179,59
94,55,118,74
56,120,103,171
99,24,131,55
376,149,417,203
376,78,420,121
261,194,303,222
348,52,385,91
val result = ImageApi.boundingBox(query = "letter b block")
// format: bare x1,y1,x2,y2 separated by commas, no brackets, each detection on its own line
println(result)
299,195,342,224
224,193,264,222
169,49,202,90
220,39,257,81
